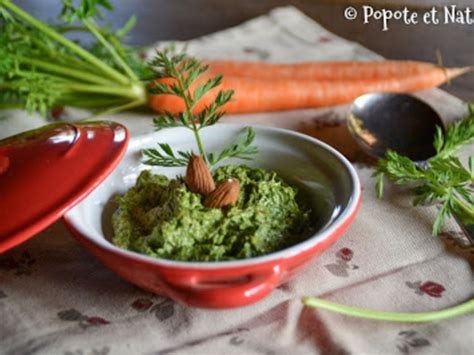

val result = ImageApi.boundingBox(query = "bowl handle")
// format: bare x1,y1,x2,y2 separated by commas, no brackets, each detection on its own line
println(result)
160,265,283,308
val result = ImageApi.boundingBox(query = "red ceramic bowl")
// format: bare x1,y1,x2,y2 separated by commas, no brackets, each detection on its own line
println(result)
64,124,361,309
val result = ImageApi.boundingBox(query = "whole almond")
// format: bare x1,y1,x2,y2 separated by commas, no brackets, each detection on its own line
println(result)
204,179,240,209
186,155,215,196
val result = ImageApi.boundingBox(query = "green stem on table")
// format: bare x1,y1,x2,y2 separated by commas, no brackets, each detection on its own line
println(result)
17,57,114,85
0,0,130,85
83,18,139,82
302,297,474,322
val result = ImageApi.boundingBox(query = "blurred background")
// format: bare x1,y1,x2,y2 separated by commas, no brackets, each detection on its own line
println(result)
14,0,474,101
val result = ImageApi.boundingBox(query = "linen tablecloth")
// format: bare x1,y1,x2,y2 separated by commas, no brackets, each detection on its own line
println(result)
1,6,474,355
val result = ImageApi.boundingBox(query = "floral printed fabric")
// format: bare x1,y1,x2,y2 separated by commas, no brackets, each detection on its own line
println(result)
1,6,474,355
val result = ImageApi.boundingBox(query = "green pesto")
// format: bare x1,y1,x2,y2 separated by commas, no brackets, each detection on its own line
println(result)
112,165,312,262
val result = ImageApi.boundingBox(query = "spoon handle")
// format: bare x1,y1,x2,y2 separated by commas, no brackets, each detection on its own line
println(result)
453,214,474,244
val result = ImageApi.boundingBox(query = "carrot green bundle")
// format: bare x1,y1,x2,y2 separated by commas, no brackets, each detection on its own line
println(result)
0,0,149,118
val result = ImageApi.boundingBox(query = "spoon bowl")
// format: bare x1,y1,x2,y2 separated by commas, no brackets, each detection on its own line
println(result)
348,93,444,162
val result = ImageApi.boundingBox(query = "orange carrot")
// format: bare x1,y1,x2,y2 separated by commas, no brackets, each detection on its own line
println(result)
206,60,469,81
149,64,471,114
149,77,219,115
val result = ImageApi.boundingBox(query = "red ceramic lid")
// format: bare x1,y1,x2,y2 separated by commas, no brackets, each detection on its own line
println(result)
0,121,129,253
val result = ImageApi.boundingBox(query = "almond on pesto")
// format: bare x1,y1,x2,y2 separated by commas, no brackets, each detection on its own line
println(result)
112,165,313,262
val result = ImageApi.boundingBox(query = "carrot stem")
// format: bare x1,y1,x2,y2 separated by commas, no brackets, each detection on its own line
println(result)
444,66,474,83
16,57,114,85
82,18,139,82
1,0,130,85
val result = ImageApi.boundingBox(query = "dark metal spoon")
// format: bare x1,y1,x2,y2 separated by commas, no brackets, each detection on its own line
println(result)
348,93,474,244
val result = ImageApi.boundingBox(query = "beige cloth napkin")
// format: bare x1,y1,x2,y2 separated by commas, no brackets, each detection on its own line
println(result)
1,6,474,355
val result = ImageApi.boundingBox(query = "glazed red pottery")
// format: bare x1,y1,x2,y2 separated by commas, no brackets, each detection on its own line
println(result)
0,122,128,253
63,124,361,309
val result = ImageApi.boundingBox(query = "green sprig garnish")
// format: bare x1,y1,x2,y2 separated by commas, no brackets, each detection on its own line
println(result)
142,143,193,168
0,0,148,118
375,106,474,235
206,127,258,166
143,49,257,168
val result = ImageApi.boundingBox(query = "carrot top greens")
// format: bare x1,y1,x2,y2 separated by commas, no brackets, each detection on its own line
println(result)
375,106,474,235
143,49,258,168
0,0,148,118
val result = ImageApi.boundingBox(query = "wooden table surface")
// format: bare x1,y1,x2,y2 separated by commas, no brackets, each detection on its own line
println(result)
16,0,474,101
